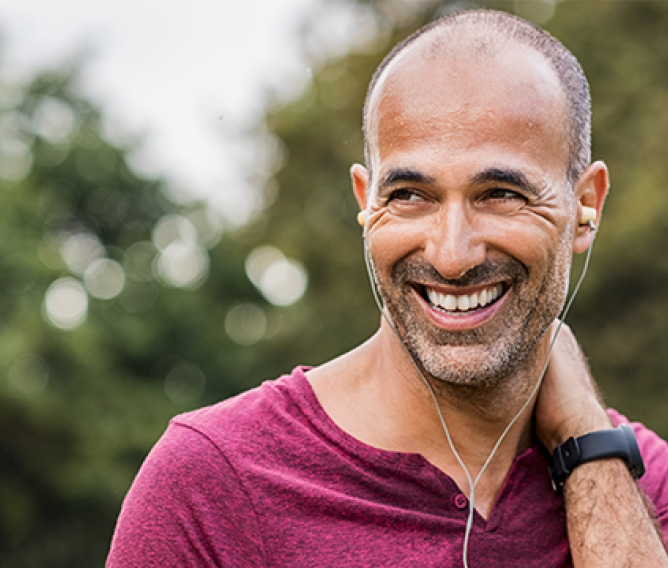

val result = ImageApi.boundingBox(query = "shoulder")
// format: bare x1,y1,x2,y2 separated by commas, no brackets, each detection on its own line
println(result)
107,368,315,566
122,364,319,514
172,366,315,450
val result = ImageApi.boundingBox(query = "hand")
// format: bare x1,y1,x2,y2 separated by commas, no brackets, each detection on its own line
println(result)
534,321,612,453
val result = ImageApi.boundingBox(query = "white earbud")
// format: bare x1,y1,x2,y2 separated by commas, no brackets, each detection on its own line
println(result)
580,206,597,227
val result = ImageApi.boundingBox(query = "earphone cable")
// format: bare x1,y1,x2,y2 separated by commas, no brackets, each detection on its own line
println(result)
362,221,596,568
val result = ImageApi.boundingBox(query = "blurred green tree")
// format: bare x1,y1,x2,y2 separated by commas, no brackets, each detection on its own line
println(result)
0,64,275,565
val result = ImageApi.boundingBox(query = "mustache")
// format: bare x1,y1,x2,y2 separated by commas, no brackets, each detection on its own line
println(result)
391,256,528,288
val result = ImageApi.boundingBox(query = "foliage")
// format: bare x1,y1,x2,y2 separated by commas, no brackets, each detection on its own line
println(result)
0,65,267,565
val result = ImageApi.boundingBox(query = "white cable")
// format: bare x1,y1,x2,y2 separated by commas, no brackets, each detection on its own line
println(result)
362,221,596,567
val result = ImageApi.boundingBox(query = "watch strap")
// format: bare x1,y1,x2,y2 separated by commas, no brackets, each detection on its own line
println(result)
549,423,645,493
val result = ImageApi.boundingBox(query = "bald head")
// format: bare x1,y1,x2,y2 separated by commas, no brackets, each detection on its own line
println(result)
363,10,590,187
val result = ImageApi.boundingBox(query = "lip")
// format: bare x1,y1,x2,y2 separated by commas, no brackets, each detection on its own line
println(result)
412,283,510,331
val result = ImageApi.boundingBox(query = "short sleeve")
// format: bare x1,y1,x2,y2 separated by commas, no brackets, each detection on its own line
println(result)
610,409,668,539
635,423,668,536
107,423,265,567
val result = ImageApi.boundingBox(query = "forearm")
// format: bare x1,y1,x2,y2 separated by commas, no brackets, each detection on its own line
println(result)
535,323,668,566
564,457,667,567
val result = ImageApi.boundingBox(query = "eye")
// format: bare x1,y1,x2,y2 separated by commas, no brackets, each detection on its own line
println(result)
486,188,525,201
479,187,527,215
387,189,425,203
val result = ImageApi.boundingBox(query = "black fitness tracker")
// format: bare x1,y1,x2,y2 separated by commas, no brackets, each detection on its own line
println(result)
549,423,645,493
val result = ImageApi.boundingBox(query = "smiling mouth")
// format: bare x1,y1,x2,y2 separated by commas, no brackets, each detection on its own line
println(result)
421,283,506,315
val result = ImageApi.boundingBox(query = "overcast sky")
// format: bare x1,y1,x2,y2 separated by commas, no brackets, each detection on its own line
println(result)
0,0,360,223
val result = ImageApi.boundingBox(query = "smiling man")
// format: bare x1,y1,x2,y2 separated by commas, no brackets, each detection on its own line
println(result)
108,9,668,567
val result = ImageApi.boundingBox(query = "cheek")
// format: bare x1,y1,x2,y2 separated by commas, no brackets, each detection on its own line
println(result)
365,216,425,266
483,221,558,269
366,232,410,275
529,236,574,315
550,241,574,291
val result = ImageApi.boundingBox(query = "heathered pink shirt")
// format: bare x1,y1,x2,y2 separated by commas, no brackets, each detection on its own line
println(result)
107,367,668,567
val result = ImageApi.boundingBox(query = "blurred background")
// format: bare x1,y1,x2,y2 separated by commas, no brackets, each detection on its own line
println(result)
0,0,667,565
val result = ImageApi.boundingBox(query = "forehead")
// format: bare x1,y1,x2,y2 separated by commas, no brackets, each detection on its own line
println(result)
367,35,569,178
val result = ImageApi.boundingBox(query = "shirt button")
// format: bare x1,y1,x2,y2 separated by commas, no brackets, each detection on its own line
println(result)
453,493,468,509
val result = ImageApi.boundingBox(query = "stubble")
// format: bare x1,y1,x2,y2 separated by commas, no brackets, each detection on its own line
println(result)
374,244,571,392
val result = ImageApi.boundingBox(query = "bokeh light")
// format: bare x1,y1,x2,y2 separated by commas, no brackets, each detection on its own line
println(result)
186,208,224,249
155,241,209,288
8,354,50,397
83,258,126,300
43,277,88,329
164,361,206,404
245,245,308,306
59,232,105,276
245,245,284,286
225,303,267,345
152,214,198,251
152,214,211,288
259,258,308,306
122,241,158,283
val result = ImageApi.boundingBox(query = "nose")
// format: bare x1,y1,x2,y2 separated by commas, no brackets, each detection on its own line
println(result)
423,204,486,281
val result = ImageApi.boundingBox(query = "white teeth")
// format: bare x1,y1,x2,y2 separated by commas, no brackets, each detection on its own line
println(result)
425,284,504,314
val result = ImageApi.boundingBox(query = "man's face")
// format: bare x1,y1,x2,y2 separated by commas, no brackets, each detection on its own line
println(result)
358,42,577,387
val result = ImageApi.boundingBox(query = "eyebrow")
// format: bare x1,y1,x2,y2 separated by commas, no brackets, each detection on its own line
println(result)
378,168,436,191
470,168,542,198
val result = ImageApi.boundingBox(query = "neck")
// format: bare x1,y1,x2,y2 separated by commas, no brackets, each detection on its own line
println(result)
372,317,544,469
306,317,547,516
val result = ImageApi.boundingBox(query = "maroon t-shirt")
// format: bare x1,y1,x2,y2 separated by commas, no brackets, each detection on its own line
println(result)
107,367,668,567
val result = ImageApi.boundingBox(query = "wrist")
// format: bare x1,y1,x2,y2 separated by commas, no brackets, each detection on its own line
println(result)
542,407,612,453
548,423,645,493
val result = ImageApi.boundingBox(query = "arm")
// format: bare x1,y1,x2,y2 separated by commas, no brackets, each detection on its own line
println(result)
535,322,668,567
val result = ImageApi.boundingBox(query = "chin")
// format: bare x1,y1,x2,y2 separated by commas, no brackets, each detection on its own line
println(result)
400,305,554,391
412,342,523,389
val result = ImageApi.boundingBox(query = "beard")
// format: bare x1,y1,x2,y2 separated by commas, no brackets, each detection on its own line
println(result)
374,247,570,390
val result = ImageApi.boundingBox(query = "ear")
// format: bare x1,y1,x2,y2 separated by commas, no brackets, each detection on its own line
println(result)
351,163,370,211
572,160,609,254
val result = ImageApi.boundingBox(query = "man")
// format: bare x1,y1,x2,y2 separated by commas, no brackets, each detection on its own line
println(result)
108,9,668,567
